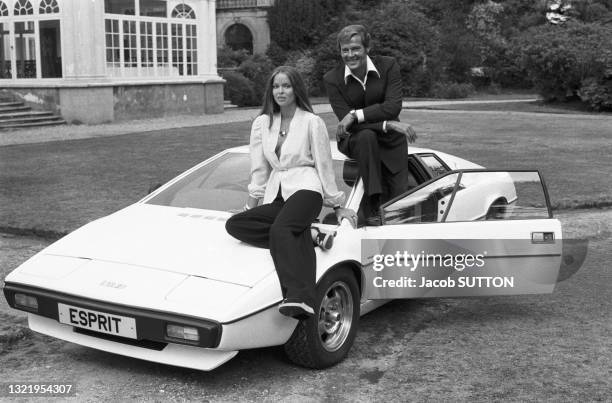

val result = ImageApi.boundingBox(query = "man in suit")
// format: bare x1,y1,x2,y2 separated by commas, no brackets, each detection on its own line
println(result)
324,25,416,225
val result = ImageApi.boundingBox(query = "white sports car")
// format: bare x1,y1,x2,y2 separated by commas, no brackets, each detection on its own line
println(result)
3,144,562,371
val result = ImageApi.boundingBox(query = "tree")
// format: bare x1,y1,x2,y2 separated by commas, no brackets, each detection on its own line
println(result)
496,0,548,36
466,0,506,64
466,0,531,88
364,3,442,96
267,0,350,51
566,0,612,22
414,0,481,83
518,21,612,107
238,53,274,102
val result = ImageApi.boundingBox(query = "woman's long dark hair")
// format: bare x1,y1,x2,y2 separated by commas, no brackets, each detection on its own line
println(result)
260,66,313,128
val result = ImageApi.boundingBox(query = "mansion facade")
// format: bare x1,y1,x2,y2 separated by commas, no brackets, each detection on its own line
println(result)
0,0,223,123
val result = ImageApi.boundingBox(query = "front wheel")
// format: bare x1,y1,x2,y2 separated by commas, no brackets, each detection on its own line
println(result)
284,267,360,368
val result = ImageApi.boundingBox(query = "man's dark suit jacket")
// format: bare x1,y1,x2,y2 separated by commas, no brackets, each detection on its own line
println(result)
323,55,407,174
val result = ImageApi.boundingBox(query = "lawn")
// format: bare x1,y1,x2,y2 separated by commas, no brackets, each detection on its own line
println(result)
408,100,612,115
0,108,611,235
388,109,612,211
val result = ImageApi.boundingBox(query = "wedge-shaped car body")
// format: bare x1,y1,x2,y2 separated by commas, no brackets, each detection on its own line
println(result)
3,144,562,370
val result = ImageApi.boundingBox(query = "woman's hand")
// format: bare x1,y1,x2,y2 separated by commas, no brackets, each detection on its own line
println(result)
335,207,358,228
229,196,259,215
245,195,259,210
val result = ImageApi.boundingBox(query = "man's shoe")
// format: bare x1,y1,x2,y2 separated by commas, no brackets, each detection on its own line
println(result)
312,227,336,251
279,299,315,319
365,214,382,226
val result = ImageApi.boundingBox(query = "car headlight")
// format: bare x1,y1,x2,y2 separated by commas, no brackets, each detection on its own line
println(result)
14,293,38,311
166,324,200,342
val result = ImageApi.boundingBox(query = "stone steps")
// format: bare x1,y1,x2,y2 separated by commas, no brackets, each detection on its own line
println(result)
0,102,24,108
0,120,67,129
0,105,31,113
0,119,66,131
0,101,66,130
223,100,238,109
0,114,64,125
0,110,54,118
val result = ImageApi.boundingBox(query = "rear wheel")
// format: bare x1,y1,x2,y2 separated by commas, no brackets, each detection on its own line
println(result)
485,198,508,220
284,267,360,368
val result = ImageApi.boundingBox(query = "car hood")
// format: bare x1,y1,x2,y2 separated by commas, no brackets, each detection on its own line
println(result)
43,204,274,287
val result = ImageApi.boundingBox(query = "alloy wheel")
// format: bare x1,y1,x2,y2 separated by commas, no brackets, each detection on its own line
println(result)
318,281,353,352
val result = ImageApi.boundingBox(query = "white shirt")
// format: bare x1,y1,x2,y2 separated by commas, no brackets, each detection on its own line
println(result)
248,108,346,207
343,55,380,90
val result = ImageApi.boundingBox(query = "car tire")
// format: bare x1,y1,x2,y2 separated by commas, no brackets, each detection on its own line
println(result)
284,267,360,369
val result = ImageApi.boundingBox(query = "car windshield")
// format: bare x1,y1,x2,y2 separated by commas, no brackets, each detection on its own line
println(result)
145,152,356,220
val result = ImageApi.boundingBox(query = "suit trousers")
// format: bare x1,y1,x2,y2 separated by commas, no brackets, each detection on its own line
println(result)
347,129,409,213
225,189,323,307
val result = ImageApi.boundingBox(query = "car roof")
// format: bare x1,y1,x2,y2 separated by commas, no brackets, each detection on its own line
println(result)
226,142,437,160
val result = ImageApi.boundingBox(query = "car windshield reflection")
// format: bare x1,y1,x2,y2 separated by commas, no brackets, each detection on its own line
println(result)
146,152,356,218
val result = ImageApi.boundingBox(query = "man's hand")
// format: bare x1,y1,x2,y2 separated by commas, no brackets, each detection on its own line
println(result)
336,112,356,139
387,121,417,143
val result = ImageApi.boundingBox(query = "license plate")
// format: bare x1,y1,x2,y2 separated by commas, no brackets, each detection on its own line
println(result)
58,303,137,339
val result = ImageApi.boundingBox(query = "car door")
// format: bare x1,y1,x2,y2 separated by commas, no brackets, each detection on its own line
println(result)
361,170,562,299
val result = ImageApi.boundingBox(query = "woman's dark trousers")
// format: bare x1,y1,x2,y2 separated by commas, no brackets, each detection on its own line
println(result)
225,189,322,307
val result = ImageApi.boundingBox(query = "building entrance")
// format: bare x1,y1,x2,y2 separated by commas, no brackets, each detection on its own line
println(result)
39,18,60,78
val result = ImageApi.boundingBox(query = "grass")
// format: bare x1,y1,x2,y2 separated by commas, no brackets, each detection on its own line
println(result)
0,108,611,234
392,108,612,210
409,99,611,115
310,91,539,106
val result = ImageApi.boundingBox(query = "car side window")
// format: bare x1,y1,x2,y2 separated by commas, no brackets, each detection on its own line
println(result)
408,157,428,185
417,154,450,178
446,171,550,221
382,170,552,225
382,173,460,225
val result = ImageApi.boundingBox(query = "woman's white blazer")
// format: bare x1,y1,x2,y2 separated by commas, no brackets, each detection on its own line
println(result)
247,107,345,207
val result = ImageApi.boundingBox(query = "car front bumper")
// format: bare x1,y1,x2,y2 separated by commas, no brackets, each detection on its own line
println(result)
3,282,222,349
27,314,237,371
3,281,299,370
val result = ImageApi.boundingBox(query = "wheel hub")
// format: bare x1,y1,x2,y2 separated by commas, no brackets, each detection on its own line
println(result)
318,281,353,352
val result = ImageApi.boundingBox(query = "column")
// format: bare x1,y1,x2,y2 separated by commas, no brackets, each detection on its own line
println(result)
61,0,106,79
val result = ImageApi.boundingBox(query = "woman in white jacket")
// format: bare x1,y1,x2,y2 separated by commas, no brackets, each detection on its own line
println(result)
225,66,357,319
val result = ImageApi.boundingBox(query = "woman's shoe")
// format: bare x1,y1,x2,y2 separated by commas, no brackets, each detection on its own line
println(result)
311,227,336,251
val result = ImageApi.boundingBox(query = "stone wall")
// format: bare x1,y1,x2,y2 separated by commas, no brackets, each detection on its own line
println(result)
2,80,225,124
5,88,62,115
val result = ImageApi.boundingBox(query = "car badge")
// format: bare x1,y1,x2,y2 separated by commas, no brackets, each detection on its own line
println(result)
99,280,127,290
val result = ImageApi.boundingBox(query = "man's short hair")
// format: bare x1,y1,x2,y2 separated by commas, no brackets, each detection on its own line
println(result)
337,25,371,49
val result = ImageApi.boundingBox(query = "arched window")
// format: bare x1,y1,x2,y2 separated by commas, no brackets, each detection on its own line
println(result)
14,0,33,15
1,0,62,80
224,24,253,54
171,4,195,19
103,3,199,77
39,0,59,14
